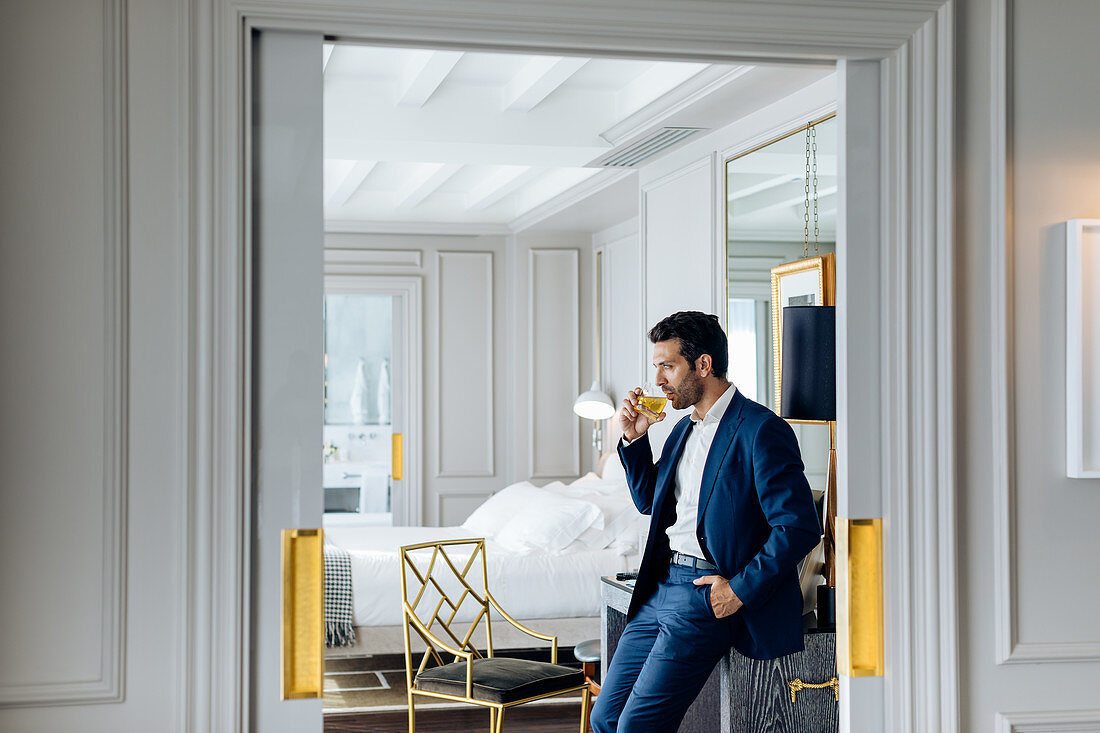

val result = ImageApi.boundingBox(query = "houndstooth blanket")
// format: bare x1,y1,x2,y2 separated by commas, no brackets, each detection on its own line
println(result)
324,542,356,648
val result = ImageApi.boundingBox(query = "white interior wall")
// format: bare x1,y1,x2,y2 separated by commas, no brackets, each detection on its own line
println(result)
0,0,122,710
959,0,1100,729
0,0,188,729
509,230,598,480
595,218,643,449
6,1,1100,730
323,230,595,527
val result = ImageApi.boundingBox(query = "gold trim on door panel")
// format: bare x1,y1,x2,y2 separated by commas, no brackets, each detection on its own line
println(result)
281,528,324,699
837,518,884,676
392,433,404,481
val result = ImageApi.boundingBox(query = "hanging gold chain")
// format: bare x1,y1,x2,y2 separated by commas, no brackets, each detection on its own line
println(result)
803,124,811,258
812,124,819,255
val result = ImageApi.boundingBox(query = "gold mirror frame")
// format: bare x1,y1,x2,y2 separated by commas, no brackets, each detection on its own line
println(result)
770,253,835,420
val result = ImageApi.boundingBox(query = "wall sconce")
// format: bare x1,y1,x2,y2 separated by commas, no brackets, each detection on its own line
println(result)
1067,219,1100,478
573,380,615,458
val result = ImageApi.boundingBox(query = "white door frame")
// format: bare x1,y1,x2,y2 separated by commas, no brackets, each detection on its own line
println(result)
183,2,956,732
323,274,424,526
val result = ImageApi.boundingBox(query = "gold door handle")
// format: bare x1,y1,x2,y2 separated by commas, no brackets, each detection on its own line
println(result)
839,518,884,676
281,528,323,699
392,433,403,481
787,676,840,703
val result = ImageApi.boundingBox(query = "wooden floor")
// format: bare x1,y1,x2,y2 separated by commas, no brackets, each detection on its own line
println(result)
324,703,584,733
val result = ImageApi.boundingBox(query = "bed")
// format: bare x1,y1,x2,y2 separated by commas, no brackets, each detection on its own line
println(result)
323,461,645,656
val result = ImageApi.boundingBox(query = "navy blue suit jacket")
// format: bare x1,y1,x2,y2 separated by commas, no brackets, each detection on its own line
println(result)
618,389,821,660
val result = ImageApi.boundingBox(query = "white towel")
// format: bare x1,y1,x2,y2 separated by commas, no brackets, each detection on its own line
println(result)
349,359,368,424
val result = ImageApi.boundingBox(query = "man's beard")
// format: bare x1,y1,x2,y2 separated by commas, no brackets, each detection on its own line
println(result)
667,372,705,410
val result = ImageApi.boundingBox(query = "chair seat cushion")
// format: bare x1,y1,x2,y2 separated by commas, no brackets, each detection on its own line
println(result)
414,657,585,704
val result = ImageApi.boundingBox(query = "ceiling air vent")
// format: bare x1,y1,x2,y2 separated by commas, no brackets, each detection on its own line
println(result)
595,127,708,167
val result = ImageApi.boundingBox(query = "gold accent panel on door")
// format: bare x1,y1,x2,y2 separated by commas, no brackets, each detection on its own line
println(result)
392,433,404,481
281,528,323,699
837,518,884,676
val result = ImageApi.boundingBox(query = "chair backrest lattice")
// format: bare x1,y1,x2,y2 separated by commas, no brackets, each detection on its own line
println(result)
400,538,494,676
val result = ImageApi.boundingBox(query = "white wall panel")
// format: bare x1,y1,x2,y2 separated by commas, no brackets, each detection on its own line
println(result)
0,0,126,706
962,0,1100,729
437,492,492,527
597,221,644,447
528,249,581,478
641,158,715,451
1004,0,1100,657
437,252,495,477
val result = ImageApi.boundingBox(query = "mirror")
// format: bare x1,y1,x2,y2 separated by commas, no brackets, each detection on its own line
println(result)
322,291,399,524
725,115,836,494
324,293,393,426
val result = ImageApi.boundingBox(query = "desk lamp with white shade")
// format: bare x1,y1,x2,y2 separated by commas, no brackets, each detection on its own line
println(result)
573,380,616,461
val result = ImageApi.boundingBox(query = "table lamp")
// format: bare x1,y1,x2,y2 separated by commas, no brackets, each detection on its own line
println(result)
781,305,837,631
573,380,616,459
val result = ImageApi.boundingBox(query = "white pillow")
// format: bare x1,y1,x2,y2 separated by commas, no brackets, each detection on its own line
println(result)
461,481,537,538
547,481,641,550
463,482,603,554
568,472,623,494
600,453,627,484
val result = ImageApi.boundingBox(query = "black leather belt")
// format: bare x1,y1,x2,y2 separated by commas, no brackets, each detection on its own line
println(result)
669,551,717,572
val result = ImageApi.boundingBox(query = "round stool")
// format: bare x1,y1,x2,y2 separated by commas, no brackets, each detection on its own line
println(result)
574,639,601,728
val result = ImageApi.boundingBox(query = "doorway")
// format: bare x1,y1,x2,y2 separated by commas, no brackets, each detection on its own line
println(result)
322,276,422,527
200,7,958,733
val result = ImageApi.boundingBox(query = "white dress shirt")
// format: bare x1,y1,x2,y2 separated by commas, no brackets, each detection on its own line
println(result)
665,384,736,560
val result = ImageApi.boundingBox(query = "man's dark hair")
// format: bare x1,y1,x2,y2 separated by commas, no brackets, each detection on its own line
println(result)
648,311,728,379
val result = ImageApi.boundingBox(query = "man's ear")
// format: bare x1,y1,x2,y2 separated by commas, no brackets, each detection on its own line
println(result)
695,354,713,377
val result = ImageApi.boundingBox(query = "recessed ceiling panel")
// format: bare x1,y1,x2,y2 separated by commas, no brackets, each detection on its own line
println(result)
323,42,832,231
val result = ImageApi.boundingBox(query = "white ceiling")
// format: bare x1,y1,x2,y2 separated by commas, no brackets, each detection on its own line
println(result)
323,44,833,233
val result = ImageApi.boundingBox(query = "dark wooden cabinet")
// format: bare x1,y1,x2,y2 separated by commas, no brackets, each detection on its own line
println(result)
601,576,838,733
725,632,838,732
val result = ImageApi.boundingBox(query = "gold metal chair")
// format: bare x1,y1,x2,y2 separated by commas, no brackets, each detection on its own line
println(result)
400,538,590,733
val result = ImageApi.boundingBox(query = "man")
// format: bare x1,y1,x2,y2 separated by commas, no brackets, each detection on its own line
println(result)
590,311,821,733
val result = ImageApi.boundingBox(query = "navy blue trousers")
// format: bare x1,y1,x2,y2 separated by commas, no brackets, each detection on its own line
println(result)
591,564,734,733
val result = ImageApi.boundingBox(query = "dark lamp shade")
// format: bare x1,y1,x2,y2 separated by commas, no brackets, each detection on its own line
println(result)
780,306,836,421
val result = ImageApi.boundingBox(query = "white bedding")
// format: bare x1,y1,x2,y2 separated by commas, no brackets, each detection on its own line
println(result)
323,524,635,627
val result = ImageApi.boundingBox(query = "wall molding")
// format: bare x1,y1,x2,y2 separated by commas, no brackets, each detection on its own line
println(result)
189,1,959,729
183,0,252,729
0,0,130,708
996,709,1100,733
987,0,1100,666
325,218,510,236
602,65,754,147
990,0,1020,668
716,101,839,165
527,248,581,479
323,248,422,272
436,251,495,478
